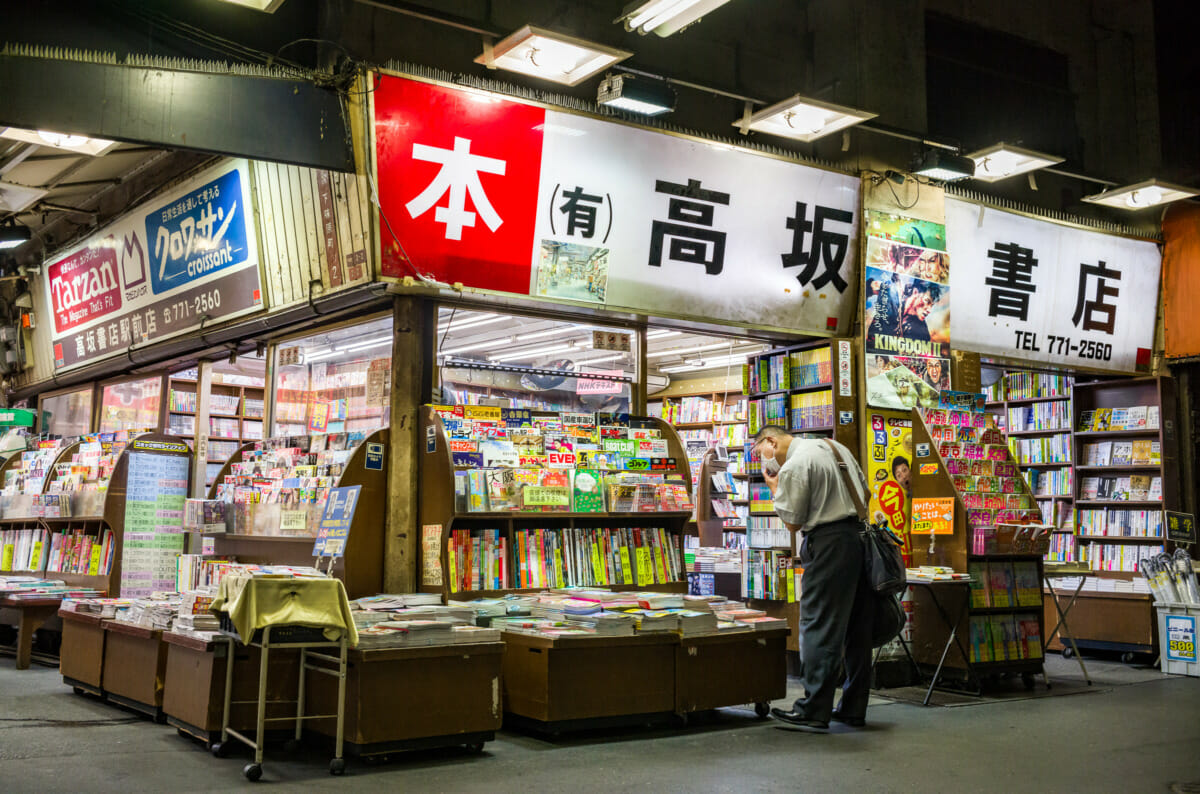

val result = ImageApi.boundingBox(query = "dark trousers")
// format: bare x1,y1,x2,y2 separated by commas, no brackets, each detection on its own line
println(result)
794,518,876,723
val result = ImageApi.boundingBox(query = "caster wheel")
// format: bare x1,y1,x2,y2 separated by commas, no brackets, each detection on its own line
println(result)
243,763,263,782
211,742,230,758
1061,647,1074,659
464,742,484,754
1021,673,1035,691
754,702,770,719
330,758,346,776
1121,652,1135,664
283,739,301,753
73,687,84,696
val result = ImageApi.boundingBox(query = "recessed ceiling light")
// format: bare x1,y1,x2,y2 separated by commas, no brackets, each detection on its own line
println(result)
1081,179,1199,210
0,127,118,156
476,25,632,86
967,143,1064,182
735,94,876,143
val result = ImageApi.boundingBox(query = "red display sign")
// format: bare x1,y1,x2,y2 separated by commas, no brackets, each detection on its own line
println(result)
374,77,545,293
47,241,123,333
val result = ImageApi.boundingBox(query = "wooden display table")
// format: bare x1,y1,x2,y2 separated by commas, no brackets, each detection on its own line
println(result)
162,632,301,745
58,609,107,694
304,641,504,757
675,629,788,716
502,632,677,733
0,596,60,670
102,621,169,721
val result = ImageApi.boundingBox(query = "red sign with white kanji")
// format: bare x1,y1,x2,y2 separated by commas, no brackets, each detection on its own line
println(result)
374,77,545,294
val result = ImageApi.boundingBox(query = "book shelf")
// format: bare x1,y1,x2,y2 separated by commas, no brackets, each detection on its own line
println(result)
691,449,746,601
167,375,265,488
202,430,389,599
909,398,1048,683
417,406,694,601
1053,376,1180,656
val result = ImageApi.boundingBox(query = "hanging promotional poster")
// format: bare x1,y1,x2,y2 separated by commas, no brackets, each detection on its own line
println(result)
863,210,952,410
867,412,914,565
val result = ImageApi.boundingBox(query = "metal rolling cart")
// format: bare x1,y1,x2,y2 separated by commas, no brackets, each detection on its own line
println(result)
208,576,358,782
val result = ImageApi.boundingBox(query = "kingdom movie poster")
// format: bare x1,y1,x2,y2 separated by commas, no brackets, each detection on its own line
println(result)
863,210,952,410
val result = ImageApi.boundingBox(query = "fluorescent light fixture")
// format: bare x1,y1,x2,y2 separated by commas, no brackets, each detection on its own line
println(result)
1081,179,1199,210
437,313,505,334
912,148,976,182
212,0,288,11
441,338,511,356
340,337,393,354
515,327,580,342
475,25,632,87
597,73,675,116
0,223,32,250
575,352,628,365
735,94,876,143
0,127,118,156
488,341,590,363
647,341,732,359
646,329,681,339
0,181,48,214
967,143,1063,182
618,0,735,36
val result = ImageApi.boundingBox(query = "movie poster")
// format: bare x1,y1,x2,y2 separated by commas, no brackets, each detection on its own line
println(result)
863,210,952,410
867,411,913,565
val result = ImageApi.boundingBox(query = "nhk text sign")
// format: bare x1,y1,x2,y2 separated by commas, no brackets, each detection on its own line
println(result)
45,160,264,371
946,198,1160,373
373,73,861,335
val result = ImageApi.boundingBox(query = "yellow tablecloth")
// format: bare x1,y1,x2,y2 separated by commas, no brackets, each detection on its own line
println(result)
211,575,359,647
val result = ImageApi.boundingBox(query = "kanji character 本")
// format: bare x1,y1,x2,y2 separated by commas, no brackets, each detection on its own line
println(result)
648,178,730,275
406,136,506,241
985,242,1039,321
781,202,853,292
558,186,603,238
1072,260,1122,334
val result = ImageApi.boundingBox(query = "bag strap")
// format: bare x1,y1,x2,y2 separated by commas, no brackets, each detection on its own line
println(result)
821,439,868,521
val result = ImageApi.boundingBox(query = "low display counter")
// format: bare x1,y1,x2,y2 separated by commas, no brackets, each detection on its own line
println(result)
58,609,106,694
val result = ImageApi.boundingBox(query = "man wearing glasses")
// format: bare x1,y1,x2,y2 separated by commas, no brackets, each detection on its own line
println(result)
753,426,876,733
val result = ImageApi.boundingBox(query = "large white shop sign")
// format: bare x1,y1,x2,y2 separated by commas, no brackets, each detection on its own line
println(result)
946,198,1161,373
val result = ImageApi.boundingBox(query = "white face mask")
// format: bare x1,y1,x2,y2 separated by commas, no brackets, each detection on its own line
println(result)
762,455,781,476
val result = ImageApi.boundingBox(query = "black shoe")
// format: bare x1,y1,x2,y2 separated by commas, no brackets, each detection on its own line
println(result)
769,708,829,732
830,712,865,727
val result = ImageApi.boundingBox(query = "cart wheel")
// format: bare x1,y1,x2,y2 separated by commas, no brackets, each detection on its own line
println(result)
243,763,263,782
329,758,346,776
464,742,485,754
1061,647,1074,659
283,739,301,753
1021,673,1035,691
211,742,229,758
754,702,770,718
72,687,84,696
1121,652,1136,664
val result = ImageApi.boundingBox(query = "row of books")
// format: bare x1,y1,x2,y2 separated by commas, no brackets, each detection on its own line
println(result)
748,516,790,549
998,371,1073,401
790,392,835,430
684,545,743,574
1038,500,1074,530
1009,434,1072,465
748,353,790,393
449,528,507,591
968,614,1043,663
508,526,681,590
459,469,691,514
168,390,243,415
1007,401,1071,432
1084,542,1163,572
210,417,242,438
744,549,796,600
748,394,788,434
175,555,238,591
0,528,49,572
708,471,745,498
744,348,834,395
1025,467,1072,497
1078,406,1159,432
1077,509,1163,538
966,560,1041,608
1046,532,1078,563
3,528,119,576
1080,440,1160,466
661,396,746,425
749,483,774,514
1078,475,1162,502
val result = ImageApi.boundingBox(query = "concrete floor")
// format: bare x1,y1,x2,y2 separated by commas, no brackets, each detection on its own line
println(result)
1,655,1198,793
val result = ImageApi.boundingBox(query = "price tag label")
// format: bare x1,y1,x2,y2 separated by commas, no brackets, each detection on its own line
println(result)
1167,615,1197,663
620,547,633,584
280,510,309,532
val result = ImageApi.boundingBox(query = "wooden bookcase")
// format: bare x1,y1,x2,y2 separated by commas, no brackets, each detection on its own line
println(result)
1056,376,1180,656
691,449,747,601
909,406,1047,681
200,430,389,599
417,406,693,600
166,376,265,488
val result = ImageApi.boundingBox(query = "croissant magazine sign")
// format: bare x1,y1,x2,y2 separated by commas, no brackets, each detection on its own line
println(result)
373,73,861,335
45,160,264,371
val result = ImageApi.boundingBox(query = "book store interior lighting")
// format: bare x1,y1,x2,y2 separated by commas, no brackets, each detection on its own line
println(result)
1081,179,1199,210
617,0,736,37
967,143,1064,182
735,94,876,143
597,73,675,116
476,26,632,86
912,148,976,182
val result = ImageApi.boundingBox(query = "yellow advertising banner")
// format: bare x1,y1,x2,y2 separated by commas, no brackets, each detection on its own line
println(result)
868,411,913,564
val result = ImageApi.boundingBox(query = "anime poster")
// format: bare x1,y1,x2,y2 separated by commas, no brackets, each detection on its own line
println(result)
867,411,913,565
863,209,952,410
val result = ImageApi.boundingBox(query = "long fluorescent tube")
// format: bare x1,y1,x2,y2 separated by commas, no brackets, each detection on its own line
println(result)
489,342,591,362
1081,179,1199,210
475,25,632,87
0,127,118,156
619,0,735,36
437,314,506,334
574,352,628,365
0,224,32,250
515,327,582,342
967,143,1063,183
647,341,733,359
646,329,681,339
735,94,876,143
